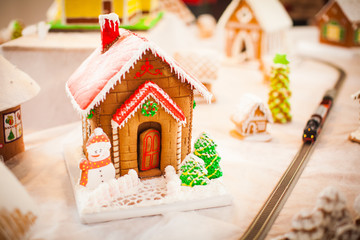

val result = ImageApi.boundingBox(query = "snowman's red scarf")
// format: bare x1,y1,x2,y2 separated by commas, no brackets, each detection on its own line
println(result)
79,156,112,187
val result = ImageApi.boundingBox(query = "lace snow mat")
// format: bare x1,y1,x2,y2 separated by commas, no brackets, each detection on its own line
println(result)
64,143,232,222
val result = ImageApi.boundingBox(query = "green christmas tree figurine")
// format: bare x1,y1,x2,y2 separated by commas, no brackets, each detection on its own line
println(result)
194,132,223,180
268,54,292,123
179,154,209,187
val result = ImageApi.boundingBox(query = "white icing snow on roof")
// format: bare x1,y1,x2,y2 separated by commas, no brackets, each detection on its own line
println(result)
66,28,212,116
0,56,40,112
337,0,360,22
232,93,272,126
219,0,292,32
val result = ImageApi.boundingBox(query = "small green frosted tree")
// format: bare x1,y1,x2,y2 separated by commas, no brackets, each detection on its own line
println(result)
179,154,209,187
194,132,223,180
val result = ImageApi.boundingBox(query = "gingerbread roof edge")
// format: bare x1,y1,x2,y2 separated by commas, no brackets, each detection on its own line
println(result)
66,29,212,117
315,0,360,23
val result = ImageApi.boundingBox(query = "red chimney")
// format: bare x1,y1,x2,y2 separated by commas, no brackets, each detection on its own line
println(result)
99,13,120,53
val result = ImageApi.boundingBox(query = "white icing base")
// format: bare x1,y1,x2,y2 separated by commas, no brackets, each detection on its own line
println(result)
349,127,360,143
64,143,232,224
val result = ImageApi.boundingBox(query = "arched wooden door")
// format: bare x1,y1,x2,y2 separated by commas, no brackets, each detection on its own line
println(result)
139,128,160,171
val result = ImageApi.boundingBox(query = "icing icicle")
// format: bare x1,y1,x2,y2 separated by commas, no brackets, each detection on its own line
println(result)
99,13,120,53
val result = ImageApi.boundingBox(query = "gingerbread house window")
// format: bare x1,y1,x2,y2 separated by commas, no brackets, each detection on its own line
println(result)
322,21,345,42
3,109,22,143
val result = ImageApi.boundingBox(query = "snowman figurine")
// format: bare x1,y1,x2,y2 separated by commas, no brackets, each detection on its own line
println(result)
79,128,115,188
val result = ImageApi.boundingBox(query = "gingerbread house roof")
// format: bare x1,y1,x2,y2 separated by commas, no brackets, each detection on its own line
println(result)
231,94,272,130
0,56,40,112
218,0,292,32
112,81,186,128
316,0,360,23
66,28,212,116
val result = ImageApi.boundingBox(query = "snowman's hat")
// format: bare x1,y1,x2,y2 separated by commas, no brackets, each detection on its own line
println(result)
86,128,111,151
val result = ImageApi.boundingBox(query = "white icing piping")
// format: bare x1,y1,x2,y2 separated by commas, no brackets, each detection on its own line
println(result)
176,122,182,172
99,13,120,30
111,89,187,130
67,29,212,117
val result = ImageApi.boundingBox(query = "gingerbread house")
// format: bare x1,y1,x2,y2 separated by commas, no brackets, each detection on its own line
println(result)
314,0,360,48
218,0,292,62
66,14,211,178
0,56,40,162
231,94,272,136
173,49,219,102
61,0,160,25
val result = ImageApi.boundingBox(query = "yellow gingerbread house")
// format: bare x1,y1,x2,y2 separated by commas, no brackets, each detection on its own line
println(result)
61,0,159,25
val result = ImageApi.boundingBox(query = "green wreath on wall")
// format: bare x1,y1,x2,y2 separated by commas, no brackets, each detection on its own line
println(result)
141,100,159,117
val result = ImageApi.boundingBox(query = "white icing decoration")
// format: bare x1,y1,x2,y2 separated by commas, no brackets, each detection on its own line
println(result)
66,29,212,117
111,82,186,129
75,163,227,213
99,13,120,30
231,93,272,135
236,7,252,24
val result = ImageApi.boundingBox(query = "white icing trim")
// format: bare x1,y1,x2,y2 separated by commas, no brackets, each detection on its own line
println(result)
176,122,182,171
232,94,273,135
111,91,187,130
99,13,120,30
67,29,212,117
112,127,120,177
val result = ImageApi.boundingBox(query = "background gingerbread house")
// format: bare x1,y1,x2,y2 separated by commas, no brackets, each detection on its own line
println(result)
314,0,360,48
218,0,292,63
66,14,211,178
0,55,40,161
231,94,272,136
60,0,160,25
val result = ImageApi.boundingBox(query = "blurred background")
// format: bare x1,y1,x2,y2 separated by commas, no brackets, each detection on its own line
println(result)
0,0,328,29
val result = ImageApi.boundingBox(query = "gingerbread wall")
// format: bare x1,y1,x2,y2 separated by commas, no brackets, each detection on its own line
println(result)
83,50,194,177
0,105,25,161
317,2,356,47
224,0,263,60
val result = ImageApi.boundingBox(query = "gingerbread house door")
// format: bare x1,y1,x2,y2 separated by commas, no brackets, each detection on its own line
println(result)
139,129,160,173
246,122,257,135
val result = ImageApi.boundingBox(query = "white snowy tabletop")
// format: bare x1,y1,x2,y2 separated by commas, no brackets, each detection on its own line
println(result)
2,25,360,239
